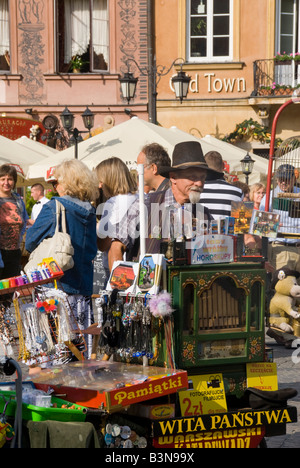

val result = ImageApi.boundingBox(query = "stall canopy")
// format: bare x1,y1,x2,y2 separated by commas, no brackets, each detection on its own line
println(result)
199,134,268,184
26,118,268,184
15,136,59,156
0,135,57,186
26,118,203,180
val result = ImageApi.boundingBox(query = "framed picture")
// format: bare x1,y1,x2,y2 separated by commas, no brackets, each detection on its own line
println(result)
137,254,166,295
107,261,139,292
231,201,254,234
249,210,280,239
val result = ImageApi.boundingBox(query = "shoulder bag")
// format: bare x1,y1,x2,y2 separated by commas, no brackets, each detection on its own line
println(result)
25,200,74,273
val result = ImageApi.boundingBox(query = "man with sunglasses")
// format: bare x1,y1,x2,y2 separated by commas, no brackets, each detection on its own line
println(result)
260,164,300,271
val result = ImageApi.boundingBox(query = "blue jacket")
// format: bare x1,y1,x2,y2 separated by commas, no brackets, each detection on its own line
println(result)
26,196,97,296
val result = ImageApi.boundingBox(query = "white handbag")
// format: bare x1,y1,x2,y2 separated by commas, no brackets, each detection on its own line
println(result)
25,200,74,273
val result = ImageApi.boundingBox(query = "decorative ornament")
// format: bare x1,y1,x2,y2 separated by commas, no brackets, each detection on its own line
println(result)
149,292,173,318
36,299,59,313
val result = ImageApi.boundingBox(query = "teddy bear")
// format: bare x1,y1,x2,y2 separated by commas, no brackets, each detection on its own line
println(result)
268,267,300,346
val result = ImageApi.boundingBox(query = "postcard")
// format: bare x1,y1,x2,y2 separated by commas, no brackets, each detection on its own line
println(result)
231,201,254,234
249,210,280,239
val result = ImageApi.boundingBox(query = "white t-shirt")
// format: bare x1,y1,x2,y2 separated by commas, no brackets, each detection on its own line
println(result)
97,193,138,268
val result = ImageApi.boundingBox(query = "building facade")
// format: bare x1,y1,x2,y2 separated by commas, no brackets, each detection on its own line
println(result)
154,0,300,154
0,0,149,143
1,0,300,153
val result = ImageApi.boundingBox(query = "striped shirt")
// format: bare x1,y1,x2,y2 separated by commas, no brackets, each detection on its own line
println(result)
200,179,243,219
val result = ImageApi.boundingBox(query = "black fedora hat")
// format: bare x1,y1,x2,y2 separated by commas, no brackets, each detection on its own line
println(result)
159,141,210,178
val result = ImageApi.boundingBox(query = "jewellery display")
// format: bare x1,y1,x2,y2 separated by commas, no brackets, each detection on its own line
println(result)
0,305,16,358
0,277,86,367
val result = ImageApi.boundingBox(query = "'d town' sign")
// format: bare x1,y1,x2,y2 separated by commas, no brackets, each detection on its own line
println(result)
0,116,45,141
170,72,247,95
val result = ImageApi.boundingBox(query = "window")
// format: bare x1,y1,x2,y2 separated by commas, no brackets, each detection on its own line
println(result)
275,0,300,86
0,0,10,72
187,0,233,62
56,0,109,73
275,0,299,54
276,0,297,54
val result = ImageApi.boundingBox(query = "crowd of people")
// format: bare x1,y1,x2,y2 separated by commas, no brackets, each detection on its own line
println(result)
1,139,299,357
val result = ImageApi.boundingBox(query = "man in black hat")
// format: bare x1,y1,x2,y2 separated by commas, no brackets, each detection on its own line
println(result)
260,163,300,271
145,141,214,253
109,141,214,260
200,151,243,218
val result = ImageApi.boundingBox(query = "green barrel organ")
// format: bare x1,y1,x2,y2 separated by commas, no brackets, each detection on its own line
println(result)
155,263,266,398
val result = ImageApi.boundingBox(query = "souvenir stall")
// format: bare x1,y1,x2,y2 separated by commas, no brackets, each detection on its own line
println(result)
0,184,298,449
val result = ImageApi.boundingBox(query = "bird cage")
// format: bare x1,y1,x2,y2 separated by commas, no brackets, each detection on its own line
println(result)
271,136,300,237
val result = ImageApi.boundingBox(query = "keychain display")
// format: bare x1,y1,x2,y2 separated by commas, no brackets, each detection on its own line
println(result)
97,292,155,364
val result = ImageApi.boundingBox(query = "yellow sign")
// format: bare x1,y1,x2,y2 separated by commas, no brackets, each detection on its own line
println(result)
246,363,278,391
179,374,227,417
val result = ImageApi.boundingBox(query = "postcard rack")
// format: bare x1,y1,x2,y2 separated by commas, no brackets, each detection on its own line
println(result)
0,276,86,366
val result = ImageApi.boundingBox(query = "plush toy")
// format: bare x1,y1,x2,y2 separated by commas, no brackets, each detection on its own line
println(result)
268,267,300,343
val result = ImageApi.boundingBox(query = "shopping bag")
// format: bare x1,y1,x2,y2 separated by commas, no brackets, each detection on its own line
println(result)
24,200,74,273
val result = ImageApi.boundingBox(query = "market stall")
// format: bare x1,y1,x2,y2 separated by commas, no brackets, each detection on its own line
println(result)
0,211,298,449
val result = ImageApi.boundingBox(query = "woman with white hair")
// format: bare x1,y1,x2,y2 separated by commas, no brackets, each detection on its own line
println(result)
26,160,99,358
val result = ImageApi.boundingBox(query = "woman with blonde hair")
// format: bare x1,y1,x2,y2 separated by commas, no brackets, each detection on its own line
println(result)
250,182,266,210
95,157,138,280
95,156,137,199
26,160,99,358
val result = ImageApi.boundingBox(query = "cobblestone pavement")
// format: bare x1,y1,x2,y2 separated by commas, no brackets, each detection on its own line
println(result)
265,333,300,448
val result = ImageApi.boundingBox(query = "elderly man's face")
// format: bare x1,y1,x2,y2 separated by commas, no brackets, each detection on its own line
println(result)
170,168,207,204
277,176,295,193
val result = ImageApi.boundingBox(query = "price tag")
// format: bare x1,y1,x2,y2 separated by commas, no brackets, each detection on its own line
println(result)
179,374,227,417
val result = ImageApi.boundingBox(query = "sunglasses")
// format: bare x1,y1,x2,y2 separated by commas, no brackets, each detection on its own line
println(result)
51,181,58,191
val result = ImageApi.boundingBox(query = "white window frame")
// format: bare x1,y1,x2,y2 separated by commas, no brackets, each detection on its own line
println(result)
186,0,233,63
275,0,298,55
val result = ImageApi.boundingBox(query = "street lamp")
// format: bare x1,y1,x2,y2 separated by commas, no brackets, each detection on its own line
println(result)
119,72,139,105
81,107,95,137
118,57,191,124
60,107,74,132
240,152,255,185
171,70,191,103
60,107,95,158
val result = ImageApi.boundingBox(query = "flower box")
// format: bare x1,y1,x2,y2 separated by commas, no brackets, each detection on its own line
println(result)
258,88,273,96
274,60,292,66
